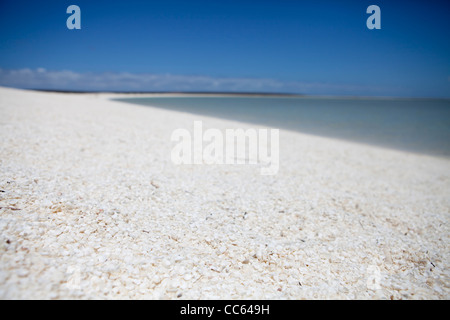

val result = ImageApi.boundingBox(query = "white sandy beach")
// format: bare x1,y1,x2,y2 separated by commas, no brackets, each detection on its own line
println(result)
0,86,449,299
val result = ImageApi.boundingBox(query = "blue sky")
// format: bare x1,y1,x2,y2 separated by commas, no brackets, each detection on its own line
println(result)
0,0,449,97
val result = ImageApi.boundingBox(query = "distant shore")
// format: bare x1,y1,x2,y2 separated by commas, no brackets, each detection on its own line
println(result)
26,88,450,101
28,88,303,98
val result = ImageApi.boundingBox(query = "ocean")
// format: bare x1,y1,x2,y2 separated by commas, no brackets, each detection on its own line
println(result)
116,96,450,157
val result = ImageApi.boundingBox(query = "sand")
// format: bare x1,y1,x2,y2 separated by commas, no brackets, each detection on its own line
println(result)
0,86,449,299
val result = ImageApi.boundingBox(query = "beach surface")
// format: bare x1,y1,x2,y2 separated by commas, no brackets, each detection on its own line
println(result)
0,86,449,299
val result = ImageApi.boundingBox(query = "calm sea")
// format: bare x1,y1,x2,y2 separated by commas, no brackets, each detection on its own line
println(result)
116,96,450,157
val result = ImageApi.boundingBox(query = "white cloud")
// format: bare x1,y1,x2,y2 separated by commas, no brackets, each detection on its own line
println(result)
0,67,387,95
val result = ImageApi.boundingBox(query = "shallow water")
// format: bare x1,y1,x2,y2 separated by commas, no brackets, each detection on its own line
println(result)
116,96,450,157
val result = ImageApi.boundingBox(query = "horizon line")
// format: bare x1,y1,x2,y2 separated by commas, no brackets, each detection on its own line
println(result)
25,87,450,101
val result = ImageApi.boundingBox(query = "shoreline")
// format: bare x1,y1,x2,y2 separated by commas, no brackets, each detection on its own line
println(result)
0,86,449,299
114,95,450,160
17,87,450,101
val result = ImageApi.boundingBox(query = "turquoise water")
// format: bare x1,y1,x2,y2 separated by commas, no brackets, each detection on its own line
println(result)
116,96,450,157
